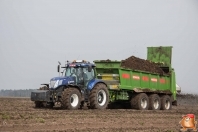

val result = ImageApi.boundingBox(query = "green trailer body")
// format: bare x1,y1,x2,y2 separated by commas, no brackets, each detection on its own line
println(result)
94,46,176,104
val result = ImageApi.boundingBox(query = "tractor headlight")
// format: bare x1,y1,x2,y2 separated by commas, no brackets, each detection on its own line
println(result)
54,80,59,88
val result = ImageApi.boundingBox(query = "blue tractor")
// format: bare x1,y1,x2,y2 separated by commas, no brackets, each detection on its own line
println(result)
31,60,109,110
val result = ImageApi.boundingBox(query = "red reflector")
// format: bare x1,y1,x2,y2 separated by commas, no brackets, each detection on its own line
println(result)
69,64,75,67
122,73,130,79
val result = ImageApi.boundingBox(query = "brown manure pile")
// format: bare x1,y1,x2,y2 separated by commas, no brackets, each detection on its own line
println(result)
121,56,165,75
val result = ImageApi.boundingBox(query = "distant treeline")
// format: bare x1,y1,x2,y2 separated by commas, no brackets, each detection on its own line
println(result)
0,89,36,97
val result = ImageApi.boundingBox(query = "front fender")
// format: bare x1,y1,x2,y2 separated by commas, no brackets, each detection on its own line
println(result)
87,79,107,91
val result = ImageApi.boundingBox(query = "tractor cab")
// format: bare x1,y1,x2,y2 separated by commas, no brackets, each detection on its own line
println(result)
49,60,95,89
64,60,95,86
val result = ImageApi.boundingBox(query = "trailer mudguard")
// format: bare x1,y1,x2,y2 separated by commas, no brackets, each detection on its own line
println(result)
87,79,107,91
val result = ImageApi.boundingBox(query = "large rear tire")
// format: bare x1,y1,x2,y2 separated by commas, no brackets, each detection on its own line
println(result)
131,93,149,110
89,83,109,109
161,95,172,110
61,88,81,110
148,94,161,110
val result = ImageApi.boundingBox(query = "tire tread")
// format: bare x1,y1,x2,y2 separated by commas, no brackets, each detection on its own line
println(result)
61,88,81,110
89,83,109,109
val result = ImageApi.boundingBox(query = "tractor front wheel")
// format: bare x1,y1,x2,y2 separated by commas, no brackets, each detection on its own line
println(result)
61,88,81,110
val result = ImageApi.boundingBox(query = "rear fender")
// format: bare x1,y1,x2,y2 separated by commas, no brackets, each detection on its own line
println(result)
87,79,107,91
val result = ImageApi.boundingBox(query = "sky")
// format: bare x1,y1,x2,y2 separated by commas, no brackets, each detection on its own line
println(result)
0,0,198,94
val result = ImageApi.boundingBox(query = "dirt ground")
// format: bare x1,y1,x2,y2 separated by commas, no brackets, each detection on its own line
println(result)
0,97,198,132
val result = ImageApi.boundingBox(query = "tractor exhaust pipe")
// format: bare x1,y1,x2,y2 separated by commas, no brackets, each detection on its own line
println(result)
58,61,61,76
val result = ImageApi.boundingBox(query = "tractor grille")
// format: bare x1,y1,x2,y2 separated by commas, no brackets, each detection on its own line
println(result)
50,80,56,88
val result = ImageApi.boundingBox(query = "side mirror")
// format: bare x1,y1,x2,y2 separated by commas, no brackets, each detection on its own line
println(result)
57,65,60,72
88,66,92,72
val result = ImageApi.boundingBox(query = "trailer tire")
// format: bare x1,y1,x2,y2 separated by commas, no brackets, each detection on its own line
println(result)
89,83,109,109
131,93,149,110
148,94,161,110
61,88,81,110
161,95,172,110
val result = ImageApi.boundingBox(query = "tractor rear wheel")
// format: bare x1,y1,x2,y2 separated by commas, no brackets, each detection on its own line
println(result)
161,95,172,110
89,83,109,109
148,94,161,110
61,88,81,110
131,93,149,110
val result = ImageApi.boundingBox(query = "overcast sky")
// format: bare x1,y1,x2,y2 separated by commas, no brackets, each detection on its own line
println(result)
0,0,198,94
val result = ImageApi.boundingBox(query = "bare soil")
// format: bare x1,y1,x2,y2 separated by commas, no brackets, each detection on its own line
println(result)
0,96,197,132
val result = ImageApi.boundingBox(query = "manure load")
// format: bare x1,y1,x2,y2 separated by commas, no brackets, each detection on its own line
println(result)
121,56,165,75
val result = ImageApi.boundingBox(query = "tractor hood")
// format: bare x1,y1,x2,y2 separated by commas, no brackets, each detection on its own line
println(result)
49,76,75,89
50,76,71,81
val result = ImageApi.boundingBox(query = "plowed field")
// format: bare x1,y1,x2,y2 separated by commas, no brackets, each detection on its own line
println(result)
0,96,198,132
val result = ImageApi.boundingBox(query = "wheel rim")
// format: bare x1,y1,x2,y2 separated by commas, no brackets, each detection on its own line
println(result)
153,98,159,109
165,99,170,109
70,94,79,107
97,90,106,106
141,98,148,109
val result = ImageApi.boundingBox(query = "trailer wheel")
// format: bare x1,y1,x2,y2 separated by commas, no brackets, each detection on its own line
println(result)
89,83,109,109
35,101,43,108
131,93,149,110
161,95,172,110
148,94,161,110
61,88,81,110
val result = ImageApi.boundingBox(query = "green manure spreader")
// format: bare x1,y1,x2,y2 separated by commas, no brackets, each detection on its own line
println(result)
94,46,177,110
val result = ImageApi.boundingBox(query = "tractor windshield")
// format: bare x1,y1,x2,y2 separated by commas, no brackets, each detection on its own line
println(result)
65,67,95,81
